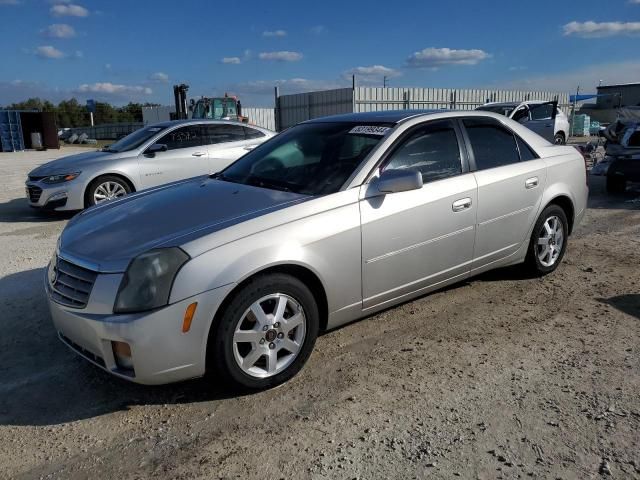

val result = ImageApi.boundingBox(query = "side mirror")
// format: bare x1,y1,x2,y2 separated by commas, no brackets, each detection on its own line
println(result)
375,169,423,194
144,143,168,157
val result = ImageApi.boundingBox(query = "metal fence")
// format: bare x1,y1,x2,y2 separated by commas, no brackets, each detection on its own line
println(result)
276,87,571,130
64,122,144,140
243,107,276,131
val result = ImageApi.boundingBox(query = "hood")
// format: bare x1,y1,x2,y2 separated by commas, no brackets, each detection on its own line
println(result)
29,151,125,177
59,177,309,272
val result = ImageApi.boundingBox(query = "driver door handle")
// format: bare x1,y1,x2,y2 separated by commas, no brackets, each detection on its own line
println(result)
452,198,472,212
192,151,206,157
525,177,539,189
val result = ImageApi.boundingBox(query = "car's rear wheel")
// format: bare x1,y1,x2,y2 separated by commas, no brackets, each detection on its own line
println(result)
606,175,626,194
526,205,568,275
86,175,131,207
208,273,319,390
553,132,566,145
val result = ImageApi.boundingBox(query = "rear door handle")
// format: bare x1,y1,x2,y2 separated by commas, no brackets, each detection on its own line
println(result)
452,197,472,212
192,151,206,157
525,177,539,189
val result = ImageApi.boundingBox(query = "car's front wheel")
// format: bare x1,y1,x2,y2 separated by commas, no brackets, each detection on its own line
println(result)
606,175,626,194
208,273,319,390
86,175,131,207
526,205,568,275
553,132,566,145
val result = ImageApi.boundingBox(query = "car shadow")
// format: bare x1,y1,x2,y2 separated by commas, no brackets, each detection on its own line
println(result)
0,268,251,427
0,197,78,223
598,294,640,320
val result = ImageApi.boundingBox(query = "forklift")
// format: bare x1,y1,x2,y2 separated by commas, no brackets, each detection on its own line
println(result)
172,84,248,123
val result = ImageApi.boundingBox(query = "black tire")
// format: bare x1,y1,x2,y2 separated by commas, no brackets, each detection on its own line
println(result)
553,132,566,145
85,175,132,207
208,273,319,390
525,204,569,276
606,175,626,194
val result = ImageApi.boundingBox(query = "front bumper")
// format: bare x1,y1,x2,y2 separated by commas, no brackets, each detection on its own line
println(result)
25,179,85,211
47,270,234,385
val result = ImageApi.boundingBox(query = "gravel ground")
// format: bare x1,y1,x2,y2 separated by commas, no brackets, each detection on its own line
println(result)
0,149,639,480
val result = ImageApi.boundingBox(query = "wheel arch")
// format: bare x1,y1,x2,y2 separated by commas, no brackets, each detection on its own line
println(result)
546,194,575,234
84,172,137,207
212,262,330,334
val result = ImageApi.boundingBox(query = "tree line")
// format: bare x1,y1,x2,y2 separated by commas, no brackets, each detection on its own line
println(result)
1,98,160,128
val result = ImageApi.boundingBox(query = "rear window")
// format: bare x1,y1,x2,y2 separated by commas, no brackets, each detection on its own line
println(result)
463,118,520,169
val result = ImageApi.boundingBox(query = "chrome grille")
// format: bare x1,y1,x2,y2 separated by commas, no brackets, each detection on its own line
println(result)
49,257,98,308
27,185,42,203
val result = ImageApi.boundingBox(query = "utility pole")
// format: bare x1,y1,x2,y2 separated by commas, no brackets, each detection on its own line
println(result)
383,76,388,88
571,84,580,136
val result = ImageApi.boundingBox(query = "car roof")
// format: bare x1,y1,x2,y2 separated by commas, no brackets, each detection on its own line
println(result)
305,109,444,125
149,119,271,131
481,100,554,107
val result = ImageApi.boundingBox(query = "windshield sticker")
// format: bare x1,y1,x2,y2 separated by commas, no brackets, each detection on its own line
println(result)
349,125,391,136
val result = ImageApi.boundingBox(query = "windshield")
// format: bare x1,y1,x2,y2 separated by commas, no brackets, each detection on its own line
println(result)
218,122,392,195
104,126,168,153
476,105,515,117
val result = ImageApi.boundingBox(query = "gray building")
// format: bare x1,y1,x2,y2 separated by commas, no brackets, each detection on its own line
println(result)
596,83,640,109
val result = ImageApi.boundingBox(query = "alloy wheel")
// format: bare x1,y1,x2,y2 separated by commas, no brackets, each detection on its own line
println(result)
93,181,127,203
536,215,564,267
232,293,306,378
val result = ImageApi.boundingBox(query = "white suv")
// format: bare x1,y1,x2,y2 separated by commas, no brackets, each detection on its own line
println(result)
477,101,570,144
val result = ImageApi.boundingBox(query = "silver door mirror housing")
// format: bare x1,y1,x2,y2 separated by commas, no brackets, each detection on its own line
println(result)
376,169,423,194
145,143,168,157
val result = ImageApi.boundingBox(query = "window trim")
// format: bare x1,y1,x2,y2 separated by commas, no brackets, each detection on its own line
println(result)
456,116,539,172
364,119,470,184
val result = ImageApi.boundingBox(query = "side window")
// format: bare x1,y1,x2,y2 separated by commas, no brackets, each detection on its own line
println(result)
463,118,520,169
516,136,538,161
204,124,246,144
244,127,265,139
383,121,462,183
530,103,555,121
157,125,203,150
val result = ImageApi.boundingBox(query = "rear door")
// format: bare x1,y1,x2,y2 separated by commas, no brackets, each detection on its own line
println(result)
520,101,557,142
138,124,209,188
203,124,252,173
461,117,547,270
360,120,477,309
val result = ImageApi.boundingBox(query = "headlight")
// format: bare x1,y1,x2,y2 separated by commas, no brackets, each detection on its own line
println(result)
114,248,189,313
42,172,81,184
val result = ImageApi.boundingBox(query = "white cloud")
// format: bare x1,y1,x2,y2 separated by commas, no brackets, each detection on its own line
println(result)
629,0,640,4
35,45,65,59
509,66,528,71
309,25,326,35
76,82,152,95
344,65,401,84
42,23,76,38
50,3,89,17
262,29,287,37
221,57,241,64
149,72,169,83
563,21,640,37
258,51,303,62
407,47,490,68
492,60,640,92
73,50,83,58
0,0,20,5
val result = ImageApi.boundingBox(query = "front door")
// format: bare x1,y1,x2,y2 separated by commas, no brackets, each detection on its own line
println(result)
360,120,478,310
138,124,210,189
514,101,558,142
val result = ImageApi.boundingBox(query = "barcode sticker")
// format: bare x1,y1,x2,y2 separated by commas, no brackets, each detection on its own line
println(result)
348,125,391,136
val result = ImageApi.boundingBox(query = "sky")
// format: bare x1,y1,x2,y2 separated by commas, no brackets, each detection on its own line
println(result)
1,0,640,107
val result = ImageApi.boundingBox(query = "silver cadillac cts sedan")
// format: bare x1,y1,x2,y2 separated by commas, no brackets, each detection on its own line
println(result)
47,110,588,389
25,120,274,211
